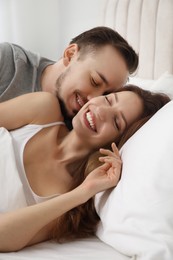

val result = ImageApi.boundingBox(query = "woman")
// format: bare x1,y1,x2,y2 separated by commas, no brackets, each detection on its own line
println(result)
0,85,170,252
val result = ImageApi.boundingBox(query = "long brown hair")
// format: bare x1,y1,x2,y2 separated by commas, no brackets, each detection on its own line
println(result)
51,85,170,242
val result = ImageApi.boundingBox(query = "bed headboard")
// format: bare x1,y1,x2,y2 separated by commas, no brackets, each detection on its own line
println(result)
102,0,173,79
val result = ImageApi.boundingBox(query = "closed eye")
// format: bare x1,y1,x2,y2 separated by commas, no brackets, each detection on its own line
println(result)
114,116,120,131
91,77,99,88
114,93,127,131
105,96,120,131
105,96,111,105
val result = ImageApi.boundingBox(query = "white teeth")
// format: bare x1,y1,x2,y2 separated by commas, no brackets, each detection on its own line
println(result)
86,112,95,130
77,94,84,107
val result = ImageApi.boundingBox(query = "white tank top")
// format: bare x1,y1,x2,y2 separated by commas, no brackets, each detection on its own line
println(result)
0,122,65,213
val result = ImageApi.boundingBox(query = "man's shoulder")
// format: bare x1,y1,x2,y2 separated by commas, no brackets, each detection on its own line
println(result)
0,42,13,60
0,42,12,51
0,42,54,68
0,41,40,66
0,42,27,56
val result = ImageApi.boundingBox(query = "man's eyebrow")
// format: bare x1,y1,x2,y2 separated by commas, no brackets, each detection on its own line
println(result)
114,93,128,129
97,71,109,85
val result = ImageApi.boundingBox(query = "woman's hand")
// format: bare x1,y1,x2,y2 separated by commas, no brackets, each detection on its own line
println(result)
99,142,122,178
82,143,122,196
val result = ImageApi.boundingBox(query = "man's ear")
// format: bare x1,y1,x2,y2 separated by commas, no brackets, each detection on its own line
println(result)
63,44,79,66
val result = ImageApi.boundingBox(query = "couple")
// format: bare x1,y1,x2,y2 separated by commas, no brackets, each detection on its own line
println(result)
0,27,170,252
0,26,138,129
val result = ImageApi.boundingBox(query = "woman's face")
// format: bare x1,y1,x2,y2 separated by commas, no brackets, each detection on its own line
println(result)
72,91,143,148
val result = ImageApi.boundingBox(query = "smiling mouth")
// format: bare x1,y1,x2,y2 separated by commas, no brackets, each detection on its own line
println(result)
85,111,97,132
76,93,87,109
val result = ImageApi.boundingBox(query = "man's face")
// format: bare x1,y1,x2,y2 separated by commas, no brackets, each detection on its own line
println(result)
56,45,129,118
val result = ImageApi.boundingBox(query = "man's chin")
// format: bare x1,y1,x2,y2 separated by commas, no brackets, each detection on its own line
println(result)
67,107,79,118
71,109,78,117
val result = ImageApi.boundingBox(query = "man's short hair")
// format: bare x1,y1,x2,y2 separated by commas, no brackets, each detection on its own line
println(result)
70,26,138,75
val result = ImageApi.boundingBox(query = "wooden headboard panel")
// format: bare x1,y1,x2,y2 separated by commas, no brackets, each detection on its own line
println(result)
102,0,173,79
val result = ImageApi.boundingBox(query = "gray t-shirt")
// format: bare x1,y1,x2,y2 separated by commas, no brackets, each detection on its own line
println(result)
0,42,55,102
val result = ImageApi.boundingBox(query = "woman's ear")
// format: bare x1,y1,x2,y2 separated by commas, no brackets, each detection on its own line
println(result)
63,44,79,66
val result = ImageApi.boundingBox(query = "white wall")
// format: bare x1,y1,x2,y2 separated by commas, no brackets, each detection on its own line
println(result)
58,0,105,57
0,0,106,60
0,0,60,60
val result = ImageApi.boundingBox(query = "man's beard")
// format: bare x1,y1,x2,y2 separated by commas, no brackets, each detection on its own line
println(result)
55,71,73,130
58,99,73,130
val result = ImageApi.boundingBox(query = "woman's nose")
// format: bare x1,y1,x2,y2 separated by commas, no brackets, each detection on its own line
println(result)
95,105,111,121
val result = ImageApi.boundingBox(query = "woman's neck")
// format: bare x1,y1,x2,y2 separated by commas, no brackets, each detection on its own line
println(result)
56,130,91,165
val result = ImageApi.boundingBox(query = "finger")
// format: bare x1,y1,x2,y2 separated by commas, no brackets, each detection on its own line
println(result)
100,143,119,157
99,157,120,163
99,160,122,174
99,162,111,171
107,167,120,177
99,153,121,161
111,142,119,155
99,156,114,162
99,148,115,157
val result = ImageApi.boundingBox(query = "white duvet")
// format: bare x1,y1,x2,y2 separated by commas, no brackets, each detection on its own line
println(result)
95,100,173,259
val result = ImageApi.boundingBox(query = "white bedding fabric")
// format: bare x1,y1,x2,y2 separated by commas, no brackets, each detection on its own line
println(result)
129,72,173,99
95,100,173,259
0,237,132,260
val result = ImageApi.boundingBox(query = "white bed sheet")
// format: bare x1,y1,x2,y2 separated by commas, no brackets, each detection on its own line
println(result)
0,236,131,260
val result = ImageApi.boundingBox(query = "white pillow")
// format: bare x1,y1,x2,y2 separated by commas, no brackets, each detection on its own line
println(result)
128,72,173,99
128,76,155,90
151,72,173,99
95,101,173,259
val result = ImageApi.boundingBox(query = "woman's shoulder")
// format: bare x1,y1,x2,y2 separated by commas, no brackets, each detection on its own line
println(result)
28,92,64,125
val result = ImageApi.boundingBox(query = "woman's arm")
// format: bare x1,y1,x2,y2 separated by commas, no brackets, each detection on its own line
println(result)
0,185,88,252
0,157,121,252
0,92,63,130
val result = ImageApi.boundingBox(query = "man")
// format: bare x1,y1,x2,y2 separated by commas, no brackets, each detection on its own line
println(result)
0,26,138,128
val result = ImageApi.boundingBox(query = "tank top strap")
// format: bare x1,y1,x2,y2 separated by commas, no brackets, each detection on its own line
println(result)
40,121,65,128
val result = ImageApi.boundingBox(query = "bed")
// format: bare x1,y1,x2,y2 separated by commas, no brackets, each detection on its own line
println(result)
1,0,173,259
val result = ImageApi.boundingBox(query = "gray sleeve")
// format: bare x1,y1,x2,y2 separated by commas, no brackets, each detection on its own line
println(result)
0,42,15,97
0,42,40,102
0,42,53,102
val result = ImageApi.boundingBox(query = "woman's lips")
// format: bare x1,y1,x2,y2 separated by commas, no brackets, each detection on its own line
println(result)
85,111,97,132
